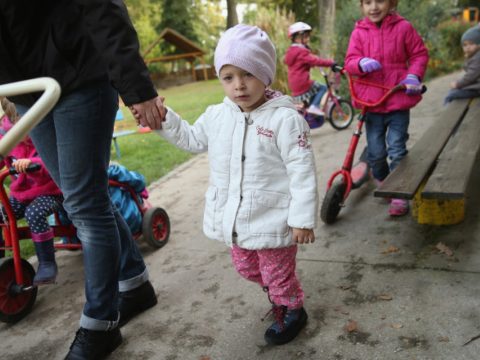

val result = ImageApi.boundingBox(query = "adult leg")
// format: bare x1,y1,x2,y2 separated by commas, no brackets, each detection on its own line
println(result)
444,88,480,105
26,80,149,328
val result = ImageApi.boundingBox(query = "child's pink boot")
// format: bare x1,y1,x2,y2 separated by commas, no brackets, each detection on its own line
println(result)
389,198,409,216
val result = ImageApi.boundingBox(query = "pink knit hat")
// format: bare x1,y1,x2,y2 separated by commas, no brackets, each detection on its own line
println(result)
214,24,276,86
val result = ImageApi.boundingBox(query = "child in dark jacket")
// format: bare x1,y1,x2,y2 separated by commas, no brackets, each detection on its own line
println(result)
444,25,480,104
0,97,63,285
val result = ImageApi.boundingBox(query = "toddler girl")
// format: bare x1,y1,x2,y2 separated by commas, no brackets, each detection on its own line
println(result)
284,21,335,116
0,97,63,285
155,24,318,345
344,0,428,216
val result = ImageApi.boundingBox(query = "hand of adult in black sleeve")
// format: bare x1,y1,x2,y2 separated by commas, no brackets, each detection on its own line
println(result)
130,96,166,130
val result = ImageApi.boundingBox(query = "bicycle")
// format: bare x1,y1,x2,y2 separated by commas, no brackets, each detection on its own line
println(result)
295,69,355,131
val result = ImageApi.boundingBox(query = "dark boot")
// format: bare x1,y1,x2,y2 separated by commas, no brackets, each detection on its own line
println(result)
118,280,157,327
264,305,308,345
33,239,58,285
64,327,122,360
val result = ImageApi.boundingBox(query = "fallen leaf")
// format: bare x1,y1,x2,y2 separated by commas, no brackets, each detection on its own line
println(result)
199,357,211,360
391,323,403,329
344,320,358,333
380,314,387,320
438,336,450,342
382,245,400,254
378,294,393,301
338,284,353,290
436,242,454,257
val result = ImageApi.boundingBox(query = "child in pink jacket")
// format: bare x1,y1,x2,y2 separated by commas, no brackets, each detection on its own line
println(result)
284,22,335,116
344,0,428,216
0,97,63,285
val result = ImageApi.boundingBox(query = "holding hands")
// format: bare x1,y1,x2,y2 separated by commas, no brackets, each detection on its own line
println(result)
129,96,167,130
400,74,422,95
359,57,382,73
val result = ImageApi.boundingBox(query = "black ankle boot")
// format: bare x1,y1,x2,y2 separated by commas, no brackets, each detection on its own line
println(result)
65,327,122,360
33,239,57,285
264,306,308,345
118,280,157,327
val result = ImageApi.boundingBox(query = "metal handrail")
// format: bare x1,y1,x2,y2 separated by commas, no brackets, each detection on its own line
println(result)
0,77,61,159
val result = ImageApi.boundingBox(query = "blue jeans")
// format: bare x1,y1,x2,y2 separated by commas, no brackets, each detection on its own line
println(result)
365,110,410,181
310,84,327,107
444,88,480,105
17,80,148,331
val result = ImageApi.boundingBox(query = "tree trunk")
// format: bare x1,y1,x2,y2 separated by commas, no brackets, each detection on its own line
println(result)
317,0,335,58
226,0,239,29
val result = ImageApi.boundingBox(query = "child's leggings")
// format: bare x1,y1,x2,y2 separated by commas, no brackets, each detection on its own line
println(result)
230,244,304,309
4,195,63,241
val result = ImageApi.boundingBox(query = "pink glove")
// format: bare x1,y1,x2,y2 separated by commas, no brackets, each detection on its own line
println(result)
359,58,382,73
400,74,422,95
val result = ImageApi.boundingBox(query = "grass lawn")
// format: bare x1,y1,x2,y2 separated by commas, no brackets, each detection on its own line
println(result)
15,79,225,260
113,79,225,184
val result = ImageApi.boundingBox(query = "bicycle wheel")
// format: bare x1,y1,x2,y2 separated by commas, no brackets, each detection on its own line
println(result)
142,207,170,249
320,182,346,224
0,258,37,323
328,99,354,130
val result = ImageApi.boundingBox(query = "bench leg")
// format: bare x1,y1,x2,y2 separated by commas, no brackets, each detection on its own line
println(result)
412,183,465,225
112,138,121,158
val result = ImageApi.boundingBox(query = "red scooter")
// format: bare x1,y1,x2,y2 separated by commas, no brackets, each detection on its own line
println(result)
320,65,425,224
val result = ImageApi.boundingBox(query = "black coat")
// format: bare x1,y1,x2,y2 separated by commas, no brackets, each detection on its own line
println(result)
0,0,156,106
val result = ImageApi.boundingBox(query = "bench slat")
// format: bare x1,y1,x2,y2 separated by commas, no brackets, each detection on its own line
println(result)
422,98,480,199
374,99,470,199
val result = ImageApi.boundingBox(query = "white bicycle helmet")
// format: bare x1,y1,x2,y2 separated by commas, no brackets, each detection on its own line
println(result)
288,22,312,38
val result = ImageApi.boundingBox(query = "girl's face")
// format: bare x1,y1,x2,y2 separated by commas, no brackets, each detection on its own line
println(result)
219,65,267,113
361,0,393,24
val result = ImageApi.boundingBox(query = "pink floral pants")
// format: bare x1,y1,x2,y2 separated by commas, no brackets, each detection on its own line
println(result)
230,244,304,309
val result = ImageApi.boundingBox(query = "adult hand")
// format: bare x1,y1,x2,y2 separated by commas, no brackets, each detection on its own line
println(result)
359,57,382,73
292,228,315,244
400,74,422,95
129,96,166,130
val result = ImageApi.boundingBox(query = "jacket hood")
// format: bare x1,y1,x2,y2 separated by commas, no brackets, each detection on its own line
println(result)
356,12,404,30
223,94,297,113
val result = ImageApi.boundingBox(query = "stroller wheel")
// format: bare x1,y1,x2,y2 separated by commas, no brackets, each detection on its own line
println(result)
0,258,38,323
142,207,170,249
320,182,346,224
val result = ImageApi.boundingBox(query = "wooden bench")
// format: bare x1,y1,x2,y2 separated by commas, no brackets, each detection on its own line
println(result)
374,98,480,225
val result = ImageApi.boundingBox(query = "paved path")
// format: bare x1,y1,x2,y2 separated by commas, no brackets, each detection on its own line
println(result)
2,72,480,360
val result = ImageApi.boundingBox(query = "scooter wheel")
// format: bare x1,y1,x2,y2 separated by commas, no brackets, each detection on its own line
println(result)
328,99,354,130
142,207,170,249
320,182,346,224
0,258,37,323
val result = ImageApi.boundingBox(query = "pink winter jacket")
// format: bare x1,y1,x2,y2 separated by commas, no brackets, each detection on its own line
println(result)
284,44,335,96
344,13,429,113
0,117,61,202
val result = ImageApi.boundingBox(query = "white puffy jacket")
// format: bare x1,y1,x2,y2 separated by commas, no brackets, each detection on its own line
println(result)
157,95,318,250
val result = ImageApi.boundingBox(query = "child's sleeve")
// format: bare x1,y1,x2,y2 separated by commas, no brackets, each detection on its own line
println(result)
404,24,429,80
277,112,318,229
344,29,365,76
456,54,480,89
155,107,210,153
298,51,335,68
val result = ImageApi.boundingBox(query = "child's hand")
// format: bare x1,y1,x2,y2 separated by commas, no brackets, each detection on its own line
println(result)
129,96,166,130
400,74,422,95
292,228,315,244
359,58,382,73
12,158,32,173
